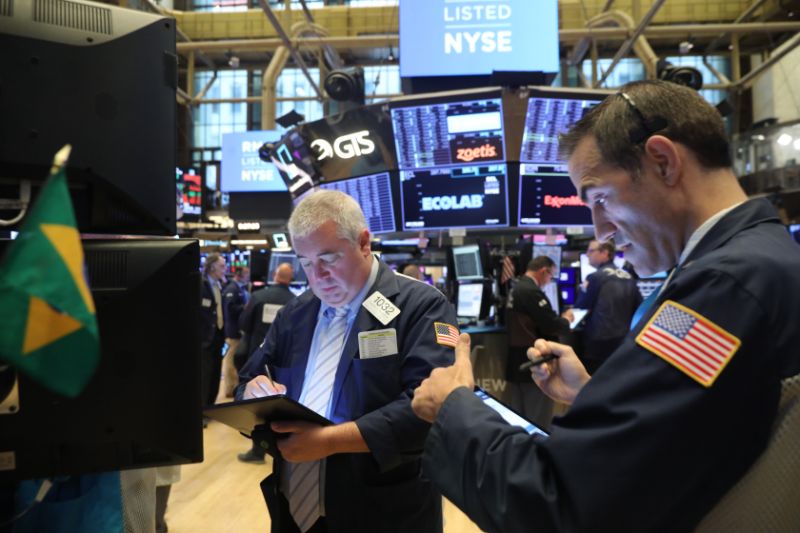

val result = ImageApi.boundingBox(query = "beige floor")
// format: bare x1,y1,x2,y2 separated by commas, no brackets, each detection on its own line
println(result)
166,383,484,533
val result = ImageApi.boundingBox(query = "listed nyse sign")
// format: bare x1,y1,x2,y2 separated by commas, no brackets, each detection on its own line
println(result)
399,0,559,78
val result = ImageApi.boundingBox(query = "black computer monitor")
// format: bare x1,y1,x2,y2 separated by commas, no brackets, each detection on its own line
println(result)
317,172,397,234
518,164,593,227
391,90,506,170
452,244,484,281
268,251,308,285
176,167,203,222
399,163,510,230
0,1,177,235
519,90,604,165
0,239,203,481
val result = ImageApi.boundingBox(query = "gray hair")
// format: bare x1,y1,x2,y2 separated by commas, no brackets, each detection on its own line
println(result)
288,189,368,245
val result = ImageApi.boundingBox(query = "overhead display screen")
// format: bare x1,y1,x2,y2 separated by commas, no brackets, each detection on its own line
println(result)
518,164,592,227
301,103,397,182
391,96,505,170
318,172,397,234
399,0,559,78
520,96,602,164
221,130,286,192
400,163,509,230
176,167,202,221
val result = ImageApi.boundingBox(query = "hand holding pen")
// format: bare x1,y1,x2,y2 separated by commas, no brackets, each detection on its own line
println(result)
242,364,286,399
523,339,592,406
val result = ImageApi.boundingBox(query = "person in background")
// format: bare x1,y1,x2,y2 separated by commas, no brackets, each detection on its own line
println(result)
200,253,226,409
236,190,457,533
505,256,574,426
401,264,424,281
235,262,296,464
575,239,642,373
411,80,800,532
221,266,250,397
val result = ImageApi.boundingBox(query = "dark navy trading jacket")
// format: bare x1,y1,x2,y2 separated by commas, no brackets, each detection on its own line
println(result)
236,261,457,533
576,260,642,342
424,198,800,533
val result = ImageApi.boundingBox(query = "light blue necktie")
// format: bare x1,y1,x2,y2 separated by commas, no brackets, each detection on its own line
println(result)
630,283,662,331
289,306,349,533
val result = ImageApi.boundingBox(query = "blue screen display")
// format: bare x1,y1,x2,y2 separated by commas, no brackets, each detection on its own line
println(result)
221,131,286,192
399,0,559,77
318,173,397,234
391,96,505,170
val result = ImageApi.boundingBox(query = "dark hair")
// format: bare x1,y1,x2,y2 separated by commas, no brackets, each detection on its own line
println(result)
597,240,615,257
527,256,555,272
559,80,731,174
203,253,223,276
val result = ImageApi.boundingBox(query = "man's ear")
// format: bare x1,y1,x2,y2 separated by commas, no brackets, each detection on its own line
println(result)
359,229,371,255
643,135,681,186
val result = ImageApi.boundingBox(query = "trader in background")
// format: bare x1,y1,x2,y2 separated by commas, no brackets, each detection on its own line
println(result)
575,239,642,373
221,266,250,397
411,80,800,532
235,262,296,464
506,256,573,426
236,190,457,533
200,253,226,409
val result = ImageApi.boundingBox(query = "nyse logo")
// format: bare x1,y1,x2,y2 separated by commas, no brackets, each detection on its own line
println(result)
311,130,375,160
456,143,498,162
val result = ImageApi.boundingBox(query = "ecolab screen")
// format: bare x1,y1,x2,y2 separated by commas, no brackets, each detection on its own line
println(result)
518,164,592,227
400,164,509,230
391,97,505,169
221,130,286,192
399,0,559,77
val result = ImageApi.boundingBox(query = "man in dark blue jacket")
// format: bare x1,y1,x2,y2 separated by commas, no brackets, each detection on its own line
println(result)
412,80,800,532
236,190,457,533
221,266,250,397
200,253,226,408
575,239,641,373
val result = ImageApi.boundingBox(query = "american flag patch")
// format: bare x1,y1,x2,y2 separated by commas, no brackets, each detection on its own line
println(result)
636,300,741,387
434,322,459,347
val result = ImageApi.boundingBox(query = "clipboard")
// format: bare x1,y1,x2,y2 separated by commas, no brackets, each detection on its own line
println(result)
203,395,332,437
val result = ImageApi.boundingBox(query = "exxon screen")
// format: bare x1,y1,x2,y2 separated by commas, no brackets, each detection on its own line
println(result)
221,130,286,192
399,0,559,77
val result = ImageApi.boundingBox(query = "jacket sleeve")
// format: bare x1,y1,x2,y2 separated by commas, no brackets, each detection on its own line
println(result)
515,287,569,340
424,267,781,533
354,286,458,472
575,272,602,310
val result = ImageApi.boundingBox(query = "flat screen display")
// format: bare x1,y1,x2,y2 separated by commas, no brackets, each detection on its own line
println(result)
317,172,397,234
176,167,202,221
474,387,549,438
790,224,800,245
518,164,592,227
452,244,483,280
399,0,559,78
301,103,397,182
560,286,576,306
391,95,505,170
221,130,286,192
457,282,483,318
520,94,602,164
400,163,509,230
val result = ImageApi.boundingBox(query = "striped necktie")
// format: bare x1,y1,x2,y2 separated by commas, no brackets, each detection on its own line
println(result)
289,306,349,533
630,266,679,330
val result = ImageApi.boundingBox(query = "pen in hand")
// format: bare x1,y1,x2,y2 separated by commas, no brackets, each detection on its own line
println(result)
263,364,278,389
519,353,558,371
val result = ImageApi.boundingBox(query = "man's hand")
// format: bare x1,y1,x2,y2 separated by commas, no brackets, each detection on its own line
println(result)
271,421,332,462
412,333,475,423
561,308,575,323
528,339,591,405
271,421,368,462
243,375,287,399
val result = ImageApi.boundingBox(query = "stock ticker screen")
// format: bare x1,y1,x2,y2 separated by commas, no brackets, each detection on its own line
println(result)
391,96,505,169
518,164,592,227
318,172,396,234
176,167,202,221
520,95,600,164
400,163,509,230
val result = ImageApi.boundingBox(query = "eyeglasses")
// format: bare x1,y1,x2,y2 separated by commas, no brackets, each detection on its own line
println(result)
618,91,668,144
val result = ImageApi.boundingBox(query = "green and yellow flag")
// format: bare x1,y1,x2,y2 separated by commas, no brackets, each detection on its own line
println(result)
0,146,99,397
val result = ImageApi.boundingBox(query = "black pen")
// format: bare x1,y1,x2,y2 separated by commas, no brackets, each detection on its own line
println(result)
518,353,558,371
263,364,277,388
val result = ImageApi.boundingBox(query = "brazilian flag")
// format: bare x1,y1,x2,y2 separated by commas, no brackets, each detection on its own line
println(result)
0,149,99,397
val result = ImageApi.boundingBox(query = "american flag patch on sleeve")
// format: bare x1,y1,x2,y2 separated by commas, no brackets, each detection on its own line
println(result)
434,322,460,347
636,300,741,387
